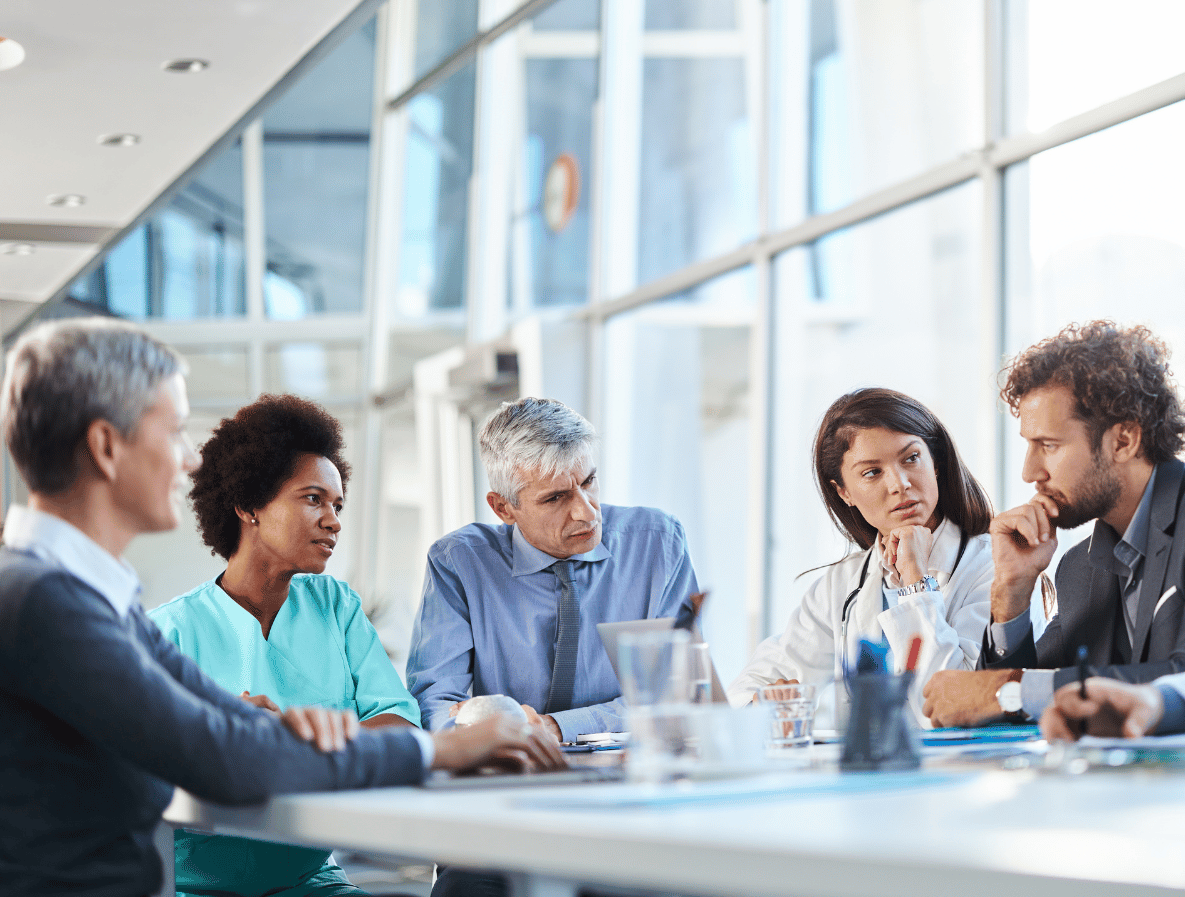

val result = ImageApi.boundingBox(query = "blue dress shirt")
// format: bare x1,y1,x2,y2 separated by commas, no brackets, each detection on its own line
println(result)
406,504,698,739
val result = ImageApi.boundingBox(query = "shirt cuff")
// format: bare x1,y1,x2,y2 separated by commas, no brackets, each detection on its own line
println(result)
988,611,1032,659
1154,684,1185,735
407,727,435,771
1020,668,1055,719
550,707,600,743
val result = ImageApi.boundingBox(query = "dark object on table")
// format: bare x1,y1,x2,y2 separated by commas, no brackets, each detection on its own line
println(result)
841,671,921,771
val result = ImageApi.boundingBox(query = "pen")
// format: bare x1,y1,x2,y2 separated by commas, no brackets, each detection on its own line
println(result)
1075,644,1089,737
905,635,923,673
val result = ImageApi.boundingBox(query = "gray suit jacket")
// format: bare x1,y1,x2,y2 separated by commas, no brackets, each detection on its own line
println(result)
981,459,1185,690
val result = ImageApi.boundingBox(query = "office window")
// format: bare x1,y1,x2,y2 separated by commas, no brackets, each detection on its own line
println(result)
262,20,376,319
264,341,365,399
533,0,601,31
771,0,983,227
645,0,737,30
393,62,477,317
411,0,480,82
68,145,246,320
638,56,757,284
175,346,250,404
1007,0,1185,133
769,181,984,636
510,28,600,312
601,267,755,681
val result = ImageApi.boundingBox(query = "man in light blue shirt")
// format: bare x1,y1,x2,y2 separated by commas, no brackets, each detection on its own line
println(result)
407,397,699,740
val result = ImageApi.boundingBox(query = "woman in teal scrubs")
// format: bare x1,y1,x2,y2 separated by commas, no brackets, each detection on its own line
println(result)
150,394,419,897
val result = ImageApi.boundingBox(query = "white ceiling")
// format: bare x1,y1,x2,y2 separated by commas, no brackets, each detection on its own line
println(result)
0,0,378,309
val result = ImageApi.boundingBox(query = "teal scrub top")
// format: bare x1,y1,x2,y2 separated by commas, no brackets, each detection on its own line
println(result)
149,574,420,896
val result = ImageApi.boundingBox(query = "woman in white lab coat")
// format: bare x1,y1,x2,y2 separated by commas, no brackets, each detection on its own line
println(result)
728,388,995,728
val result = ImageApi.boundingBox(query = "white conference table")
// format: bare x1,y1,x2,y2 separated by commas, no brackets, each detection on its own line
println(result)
164,754,1185,897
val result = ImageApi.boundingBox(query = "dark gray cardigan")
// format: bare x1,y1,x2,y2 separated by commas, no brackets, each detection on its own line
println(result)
0,548,425,897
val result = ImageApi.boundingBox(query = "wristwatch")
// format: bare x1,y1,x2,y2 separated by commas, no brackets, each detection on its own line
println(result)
996,676,1024,714
897,575,939,598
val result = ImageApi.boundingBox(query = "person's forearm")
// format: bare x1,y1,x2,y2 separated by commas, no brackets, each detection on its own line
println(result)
550,699,627,742
361,712,416,729
990,576,1035,626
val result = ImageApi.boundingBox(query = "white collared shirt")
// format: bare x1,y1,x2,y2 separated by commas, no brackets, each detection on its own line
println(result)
3,505,141,618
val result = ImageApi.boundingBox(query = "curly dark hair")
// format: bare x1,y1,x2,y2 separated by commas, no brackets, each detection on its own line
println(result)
814,388,993,550
191,394,352,559
1001,321,1185,463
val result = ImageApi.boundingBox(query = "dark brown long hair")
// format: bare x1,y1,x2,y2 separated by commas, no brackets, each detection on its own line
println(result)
813,388,992,550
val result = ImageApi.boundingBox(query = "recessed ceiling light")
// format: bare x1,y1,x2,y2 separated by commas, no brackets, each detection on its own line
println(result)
47,194,86,208
0,37,25,72
99,133,140,147
0,243,35,256
163,58,209,73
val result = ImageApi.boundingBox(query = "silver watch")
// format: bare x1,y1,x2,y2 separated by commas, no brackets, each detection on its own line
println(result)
896,574,939,598
996,679,1023,714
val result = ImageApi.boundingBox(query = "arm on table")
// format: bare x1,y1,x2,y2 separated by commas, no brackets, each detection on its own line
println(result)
3,578,427,805
727,569,838,706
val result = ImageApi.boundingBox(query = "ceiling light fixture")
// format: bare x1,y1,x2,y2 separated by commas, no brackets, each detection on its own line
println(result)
163,58,209,73
0,243,35,256
99,133,141,147
0,37,25,72
47,194,86,208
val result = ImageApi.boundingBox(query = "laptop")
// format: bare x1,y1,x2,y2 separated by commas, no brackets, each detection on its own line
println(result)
596,618,730,704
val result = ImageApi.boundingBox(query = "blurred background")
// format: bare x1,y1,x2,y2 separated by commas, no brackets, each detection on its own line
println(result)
3,0,1185,685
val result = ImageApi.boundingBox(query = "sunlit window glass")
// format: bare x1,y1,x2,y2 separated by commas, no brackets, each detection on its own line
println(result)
511,32,599,312
601,267,754,681
646,0,736,30
638,56,757,284
67,145,246,319
533,0,601,31
263,19,376,319
174,346,250,404
264,341,365,399
1007,0,1185,133
394,62,477,316
771,0,983,226
413,0,479,81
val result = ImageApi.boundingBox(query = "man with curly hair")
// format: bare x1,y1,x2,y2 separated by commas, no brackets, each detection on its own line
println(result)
924,321,1185,728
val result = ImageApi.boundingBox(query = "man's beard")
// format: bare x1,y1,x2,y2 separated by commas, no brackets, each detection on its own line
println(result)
1047,452,1123,530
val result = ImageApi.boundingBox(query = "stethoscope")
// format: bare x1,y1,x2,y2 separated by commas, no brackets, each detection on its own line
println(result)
837,531,970,695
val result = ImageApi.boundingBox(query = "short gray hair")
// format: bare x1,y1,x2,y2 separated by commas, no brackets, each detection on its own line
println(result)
479,397,598,506
2,318,184,494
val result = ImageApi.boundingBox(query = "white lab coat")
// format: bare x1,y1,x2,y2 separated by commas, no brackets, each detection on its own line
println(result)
728,519,993,729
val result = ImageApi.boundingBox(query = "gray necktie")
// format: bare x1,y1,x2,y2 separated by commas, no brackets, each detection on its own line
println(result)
544,559,580,715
